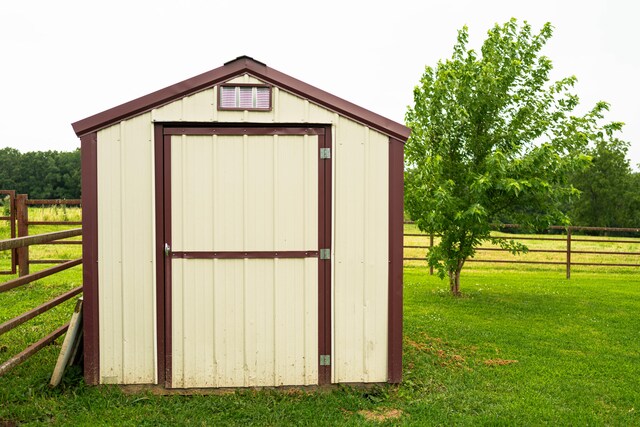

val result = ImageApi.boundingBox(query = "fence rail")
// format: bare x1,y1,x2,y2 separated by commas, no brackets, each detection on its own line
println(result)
0,192,83,376
1,192,81,276
404,223,640,278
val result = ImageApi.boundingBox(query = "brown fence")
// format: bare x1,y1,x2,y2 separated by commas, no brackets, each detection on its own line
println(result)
0,192,81,276
0,228,82,375
404,223,640,278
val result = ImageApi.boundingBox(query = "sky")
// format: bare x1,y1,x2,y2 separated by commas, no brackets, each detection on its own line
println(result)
1,0,638,169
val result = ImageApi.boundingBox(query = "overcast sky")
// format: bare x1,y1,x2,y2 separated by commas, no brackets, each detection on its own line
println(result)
1,0,638,169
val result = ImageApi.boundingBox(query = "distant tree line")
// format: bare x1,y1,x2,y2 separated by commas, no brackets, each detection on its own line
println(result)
0,148,80,199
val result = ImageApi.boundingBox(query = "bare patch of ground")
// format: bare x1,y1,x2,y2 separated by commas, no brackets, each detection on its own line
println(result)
358,408,403,422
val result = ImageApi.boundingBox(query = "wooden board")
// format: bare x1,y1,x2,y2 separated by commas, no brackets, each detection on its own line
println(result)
50,298,83,387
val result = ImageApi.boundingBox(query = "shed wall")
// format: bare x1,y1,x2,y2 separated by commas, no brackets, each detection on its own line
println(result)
97,113,156,384
96,77,390,384
334,124,389,383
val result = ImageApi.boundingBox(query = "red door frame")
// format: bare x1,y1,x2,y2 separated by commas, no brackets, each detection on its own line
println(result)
154,124,332,387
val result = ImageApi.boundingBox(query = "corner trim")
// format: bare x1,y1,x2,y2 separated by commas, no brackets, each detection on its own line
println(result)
81,132,99,385
154,124,166,385
388,137,404,383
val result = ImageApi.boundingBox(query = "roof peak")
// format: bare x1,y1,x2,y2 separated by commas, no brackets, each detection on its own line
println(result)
71,57,409,141
223,55,266,67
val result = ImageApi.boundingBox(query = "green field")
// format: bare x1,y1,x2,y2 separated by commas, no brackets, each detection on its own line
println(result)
1,211,639,425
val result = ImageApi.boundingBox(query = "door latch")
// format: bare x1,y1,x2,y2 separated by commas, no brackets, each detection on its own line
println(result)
164,243,171,257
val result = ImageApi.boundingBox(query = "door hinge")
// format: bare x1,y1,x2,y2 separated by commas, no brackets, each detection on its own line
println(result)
319,248,331,260
320,148,331,159
320,355,331,366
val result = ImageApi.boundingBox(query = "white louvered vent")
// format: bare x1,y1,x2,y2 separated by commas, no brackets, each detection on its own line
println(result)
219,85,271,110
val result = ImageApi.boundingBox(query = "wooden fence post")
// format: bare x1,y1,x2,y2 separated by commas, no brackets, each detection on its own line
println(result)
429,232,434,275
16,194,29,277
566,227,572,279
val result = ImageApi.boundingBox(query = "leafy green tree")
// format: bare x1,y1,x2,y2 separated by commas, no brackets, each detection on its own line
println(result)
405,19,623,295
569,137,639,228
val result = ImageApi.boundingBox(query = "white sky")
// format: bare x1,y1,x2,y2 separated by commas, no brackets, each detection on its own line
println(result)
1,0,638,169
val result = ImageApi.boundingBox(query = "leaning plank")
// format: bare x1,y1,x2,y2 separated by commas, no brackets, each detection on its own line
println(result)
0,286,82,335
0,259,82,293
50,299,83,387
0,323,69,376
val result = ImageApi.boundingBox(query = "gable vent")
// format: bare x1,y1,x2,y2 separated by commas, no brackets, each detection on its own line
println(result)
219,85,271,111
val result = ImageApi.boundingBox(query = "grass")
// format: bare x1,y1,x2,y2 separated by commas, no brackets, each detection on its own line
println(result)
1,212,639,425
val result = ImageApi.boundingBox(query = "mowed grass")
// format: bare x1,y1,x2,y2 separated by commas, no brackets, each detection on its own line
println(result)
1,211,639,425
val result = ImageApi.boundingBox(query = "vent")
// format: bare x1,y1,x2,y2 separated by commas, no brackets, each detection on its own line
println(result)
219,85,271,111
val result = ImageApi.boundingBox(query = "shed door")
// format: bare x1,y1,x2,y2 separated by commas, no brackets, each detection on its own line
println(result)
160,127,331,388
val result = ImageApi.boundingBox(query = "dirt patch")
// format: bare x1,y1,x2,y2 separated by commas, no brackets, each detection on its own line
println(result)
406,335,467,368
484,358,518,366
358,408,403,422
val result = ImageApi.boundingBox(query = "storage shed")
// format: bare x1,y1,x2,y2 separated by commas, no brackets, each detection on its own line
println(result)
72,56,409,389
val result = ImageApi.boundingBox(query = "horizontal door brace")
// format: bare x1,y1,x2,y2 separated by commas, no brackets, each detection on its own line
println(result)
171,250,319,259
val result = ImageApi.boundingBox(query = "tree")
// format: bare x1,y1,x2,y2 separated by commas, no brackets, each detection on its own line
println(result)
569,137,638,229
405,19,622,295
0,148,81,198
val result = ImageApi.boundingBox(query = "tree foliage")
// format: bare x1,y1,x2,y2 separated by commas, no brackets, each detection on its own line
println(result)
405,19,624,294
569,137,640,228
0,148,80,199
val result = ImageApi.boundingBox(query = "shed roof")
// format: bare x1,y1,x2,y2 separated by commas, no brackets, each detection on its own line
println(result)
72,56,410,141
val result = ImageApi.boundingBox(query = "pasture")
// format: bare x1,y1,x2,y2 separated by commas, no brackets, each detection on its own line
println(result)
0,210,639,425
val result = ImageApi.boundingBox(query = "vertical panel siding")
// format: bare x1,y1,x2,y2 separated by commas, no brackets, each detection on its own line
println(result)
171,258,317,388
334,119,389,383
97,124,123,384
97,113,155,384
170,135,318,252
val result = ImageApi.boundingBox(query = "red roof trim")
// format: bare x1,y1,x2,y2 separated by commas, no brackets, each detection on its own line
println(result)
71,57,410,141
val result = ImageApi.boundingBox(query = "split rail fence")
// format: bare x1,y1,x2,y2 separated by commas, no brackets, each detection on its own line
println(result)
404,223,640,278
0,192,82,376
0,192,82,276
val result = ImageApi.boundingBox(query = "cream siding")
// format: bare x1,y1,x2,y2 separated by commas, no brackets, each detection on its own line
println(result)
334,120,389,383
170,134,318,252
96,76,391,386
97,113,156,384
152,81,338,125
171,258,318,388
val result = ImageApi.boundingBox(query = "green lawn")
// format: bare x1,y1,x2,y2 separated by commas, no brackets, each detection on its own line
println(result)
1,267,639,425
1,211,639,425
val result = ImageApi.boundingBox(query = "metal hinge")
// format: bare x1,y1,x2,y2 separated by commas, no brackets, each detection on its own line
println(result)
320,148,331,159
320,355,331,366
319,248,331,260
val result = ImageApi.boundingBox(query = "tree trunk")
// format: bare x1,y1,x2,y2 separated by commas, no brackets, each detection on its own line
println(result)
448,270,461,296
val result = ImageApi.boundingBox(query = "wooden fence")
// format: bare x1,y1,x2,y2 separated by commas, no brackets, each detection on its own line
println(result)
0,228,82,375
0,192,81,276
0,192,82,376
404,223,640,278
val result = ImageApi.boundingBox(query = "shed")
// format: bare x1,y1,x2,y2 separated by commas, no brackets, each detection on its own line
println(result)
72,56,409,389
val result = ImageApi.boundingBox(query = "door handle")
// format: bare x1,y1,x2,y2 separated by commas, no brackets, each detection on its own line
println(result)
164,243,171,257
